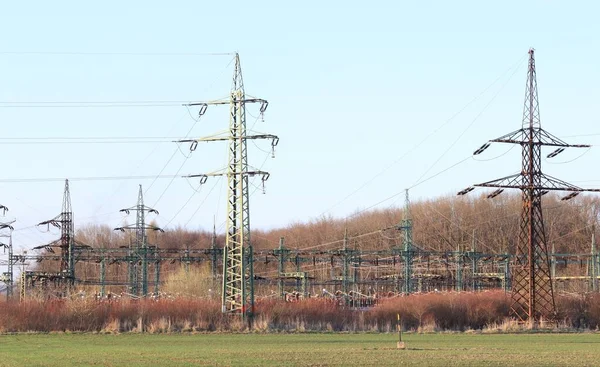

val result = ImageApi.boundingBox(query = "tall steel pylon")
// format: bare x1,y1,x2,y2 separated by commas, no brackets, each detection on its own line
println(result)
180,53,278,319
460,48,599,324
114,185,163,297
38,179,75,282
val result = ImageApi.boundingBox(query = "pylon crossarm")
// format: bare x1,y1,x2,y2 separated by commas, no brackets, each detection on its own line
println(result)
119,206,159,214
31,241,59,251
179,134,278,143
185,98,267,107
37,217,62,228
473,173,523,189
487,127,588,148
187,170,270,181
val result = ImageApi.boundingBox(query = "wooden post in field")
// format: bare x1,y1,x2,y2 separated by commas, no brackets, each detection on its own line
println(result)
397,313,406,349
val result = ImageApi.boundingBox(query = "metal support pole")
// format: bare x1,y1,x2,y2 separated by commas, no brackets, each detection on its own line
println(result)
278,237,285,299
7,234,14,299
551,243,556,293
128,245,136,295
154,259,160,295
295,252,302,296
504,259,510,293
211,224,219,278
591,233,598,292
152,247,160,296
471,230,478,291
19,268,26,302
184,249,190,275
342,230,349,299
141,244,148,297
399,189,413,294
456,245,463,292
100,255,106,298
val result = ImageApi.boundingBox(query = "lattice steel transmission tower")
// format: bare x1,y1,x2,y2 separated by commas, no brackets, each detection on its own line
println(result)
115,185,163,297
460,48,599,324
38,179,75,282
180,53,278,319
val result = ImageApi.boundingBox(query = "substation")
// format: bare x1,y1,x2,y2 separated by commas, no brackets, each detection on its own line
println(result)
1,49,600,325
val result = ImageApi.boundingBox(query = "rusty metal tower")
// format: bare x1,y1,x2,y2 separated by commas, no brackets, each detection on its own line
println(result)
114,185,163,297
38,179,75,282
180,53,278,319
460,48,599,324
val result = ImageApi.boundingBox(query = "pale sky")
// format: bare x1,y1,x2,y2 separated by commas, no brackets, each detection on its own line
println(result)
0,1,599,252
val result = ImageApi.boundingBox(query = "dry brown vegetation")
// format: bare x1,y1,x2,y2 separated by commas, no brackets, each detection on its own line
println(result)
2,292,600,333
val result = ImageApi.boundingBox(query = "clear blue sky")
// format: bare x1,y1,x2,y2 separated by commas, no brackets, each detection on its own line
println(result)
0,1,599,251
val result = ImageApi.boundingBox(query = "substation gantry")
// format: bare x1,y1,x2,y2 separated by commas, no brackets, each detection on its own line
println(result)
114,185,164,297
4,50,600,311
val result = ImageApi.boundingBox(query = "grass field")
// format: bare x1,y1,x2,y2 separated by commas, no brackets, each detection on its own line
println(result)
0,333,599,366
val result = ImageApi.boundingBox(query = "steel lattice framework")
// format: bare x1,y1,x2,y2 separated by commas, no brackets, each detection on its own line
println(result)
0,205,14,299
398,190,413,294
37,179,75,282
114,185,163,297
461,49,600,324
180,53,278,319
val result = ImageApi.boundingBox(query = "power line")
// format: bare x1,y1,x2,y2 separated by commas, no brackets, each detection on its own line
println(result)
0,136,184,140
410,56,526,188
0,140,176,145
318,52,529,217
0,51,235,56
0,103,186,108
0,175,183,183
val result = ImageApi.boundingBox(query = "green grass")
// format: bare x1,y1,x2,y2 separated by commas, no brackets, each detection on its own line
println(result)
0,333,599,366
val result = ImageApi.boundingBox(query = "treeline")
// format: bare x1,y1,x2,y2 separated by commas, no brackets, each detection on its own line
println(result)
72,192,600,254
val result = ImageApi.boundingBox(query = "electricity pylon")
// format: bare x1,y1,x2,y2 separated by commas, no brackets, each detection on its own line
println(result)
179,53,278,319
37,179,75,282
460,48,599,324
114,185,163,297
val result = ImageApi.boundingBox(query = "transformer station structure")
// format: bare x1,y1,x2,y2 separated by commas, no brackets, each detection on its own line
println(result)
35,179,78,287
0,205,14,299
459,48,600,324
114,185,163,297
1,50,599,318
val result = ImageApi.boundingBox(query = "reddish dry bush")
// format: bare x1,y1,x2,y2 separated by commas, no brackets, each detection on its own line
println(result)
366,291,510,331
255,298,353,331
4,291,600,333
556,293,600,329
0,298,226,333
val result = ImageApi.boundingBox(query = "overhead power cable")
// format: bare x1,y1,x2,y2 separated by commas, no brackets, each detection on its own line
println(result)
318,52,529,217
0,51,234,56
0,175,183,183
410,55,526,188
